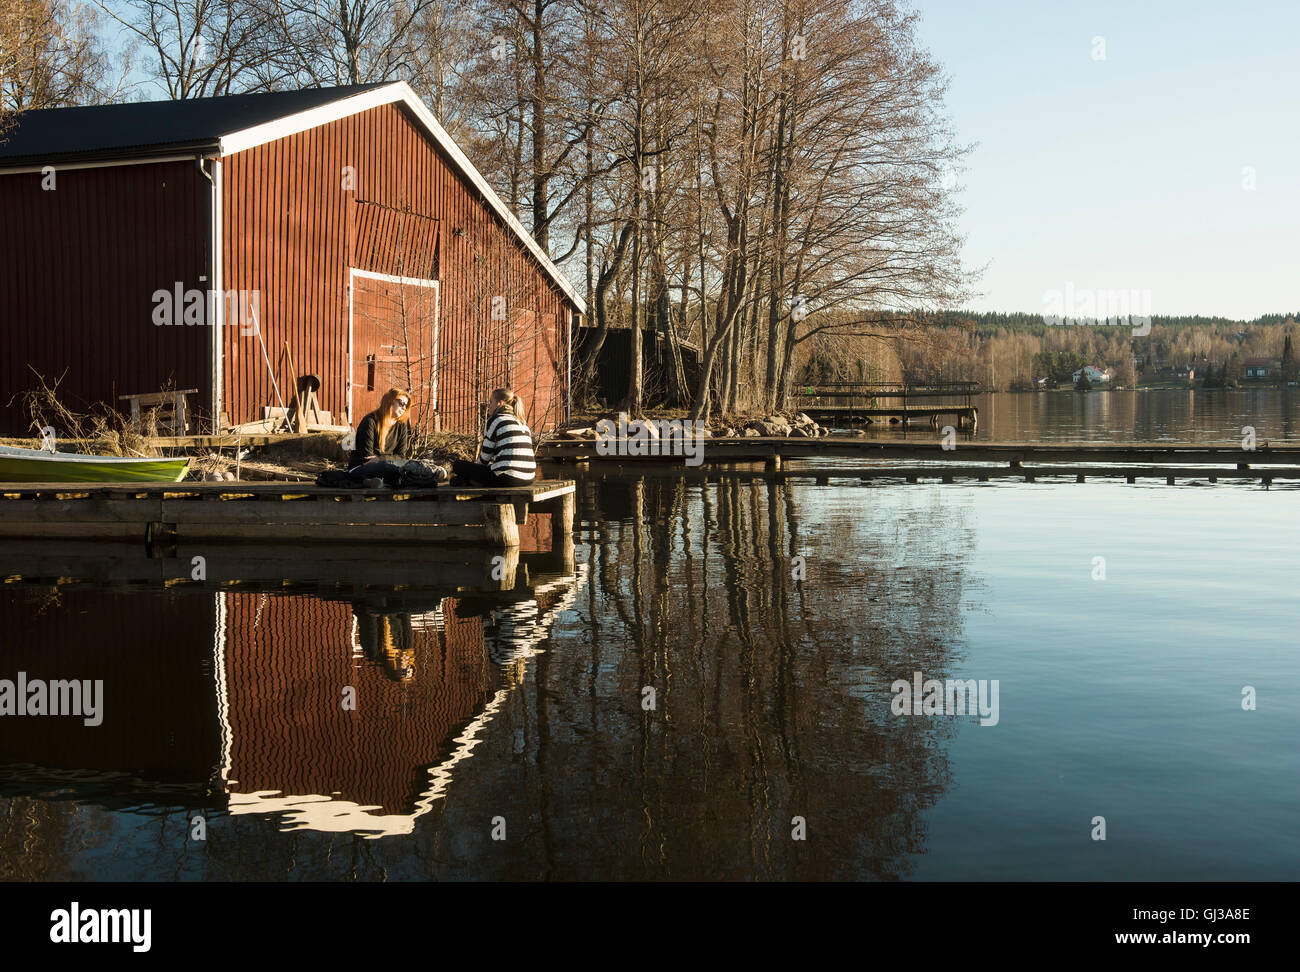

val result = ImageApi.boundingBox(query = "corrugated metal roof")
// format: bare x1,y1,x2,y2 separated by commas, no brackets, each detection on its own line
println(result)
0,84,390,166
0,82,585,313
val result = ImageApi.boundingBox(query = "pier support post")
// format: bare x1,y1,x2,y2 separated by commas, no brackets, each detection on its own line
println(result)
765,454,782,472
484,503,520,547
555,535,576,574
551,491,575,543
146,521,177,558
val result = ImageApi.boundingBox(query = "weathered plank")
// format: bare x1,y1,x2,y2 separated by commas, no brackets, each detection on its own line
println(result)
541,437,1300,466
0,480,574,547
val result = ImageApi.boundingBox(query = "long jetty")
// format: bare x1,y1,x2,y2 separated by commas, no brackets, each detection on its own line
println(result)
541,437,1300,485
791,381,980,430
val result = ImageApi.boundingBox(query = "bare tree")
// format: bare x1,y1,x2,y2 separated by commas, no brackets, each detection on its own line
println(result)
247,0,445,87
1,0,121,111
95,0,278,97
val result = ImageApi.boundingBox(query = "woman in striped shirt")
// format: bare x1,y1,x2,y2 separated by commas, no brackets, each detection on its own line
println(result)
451,387,537,486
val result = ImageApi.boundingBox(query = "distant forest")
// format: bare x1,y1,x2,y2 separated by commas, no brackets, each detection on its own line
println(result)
795,310,1300,392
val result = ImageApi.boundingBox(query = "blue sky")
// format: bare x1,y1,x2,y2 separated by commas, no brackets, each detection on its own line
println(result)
913,0,1299,319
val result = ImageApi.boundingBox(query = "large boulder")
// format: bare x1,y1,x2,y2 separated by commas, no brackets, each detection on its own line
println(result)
793,412,815,427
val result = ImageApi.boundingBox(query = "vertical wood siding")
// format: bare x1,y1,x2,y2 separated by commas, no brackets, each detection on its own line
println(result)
221,103,572,436
0,161,209,435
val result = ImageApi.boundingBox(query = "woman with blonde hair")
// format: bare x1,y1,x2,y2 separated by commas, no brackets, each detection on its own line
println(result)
451,387,537,486
349,387,415,470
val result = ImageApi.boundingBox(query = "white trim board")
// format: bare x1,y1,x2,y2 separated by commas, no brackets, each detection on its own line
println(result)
218,82,585,316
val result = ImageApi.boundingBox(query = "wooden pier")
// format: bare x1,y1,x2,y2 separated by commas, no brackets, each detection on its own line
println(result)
791,381,980,429
541,437,1300,486
574,463,1300,486
544,436,1300,464
0,480,576,548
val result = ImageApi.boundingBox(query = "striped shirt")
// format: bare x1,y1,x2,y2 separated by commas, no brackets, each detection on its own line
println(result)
479,409,537,481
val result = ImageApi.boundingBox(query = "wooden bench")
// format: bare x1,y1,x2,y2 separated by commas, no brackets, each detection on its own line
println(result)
119,389,200,434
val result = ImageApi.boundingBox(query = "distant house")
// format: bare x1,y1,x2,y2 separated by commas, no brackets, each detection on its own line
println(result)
1243,358,1277,379
1071,366,1111,384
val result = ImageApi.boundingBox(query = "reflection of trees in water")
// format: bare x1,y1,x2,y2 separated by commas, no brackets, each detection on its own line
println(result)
0,482,976,879
978,387,1298,442
0,797,73,880
467,475,978,880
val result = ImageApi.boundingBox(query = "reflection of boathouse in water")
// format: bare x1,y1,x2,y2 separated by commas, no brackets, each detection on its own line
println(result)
0,538,583,839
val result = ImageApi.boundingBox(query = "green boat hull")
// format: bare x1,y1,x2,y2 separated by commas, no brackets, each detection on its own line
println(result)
0,451,190,484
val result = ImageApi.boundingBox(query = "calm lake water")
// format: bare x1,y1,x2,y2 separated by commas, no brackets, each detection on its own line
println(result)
1,389,1297,880
878,387,1300,442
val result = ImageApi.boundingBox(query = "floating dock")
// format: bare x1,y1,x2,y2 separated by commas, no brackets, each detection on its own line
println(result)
543,436,1300,466
797,403,980,426
791,381,980,429
0,480,576,548
573,463,1300,486
541,437,1300,485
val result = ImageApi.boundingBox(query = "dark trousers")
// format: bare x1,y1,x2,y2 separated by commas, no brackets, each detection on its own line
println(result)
348,459,408,485
451,459,532,487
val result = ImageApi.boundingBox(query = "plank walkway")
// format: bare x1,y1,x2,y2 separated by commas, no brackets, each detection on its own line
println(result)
579,464,1300,486
796,404,980,427
0,480,576,548
543,436,1300,467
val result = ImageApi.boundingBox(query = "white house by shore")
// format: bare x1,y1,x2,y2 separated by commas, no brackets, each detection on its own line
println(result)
1072,366,1112,383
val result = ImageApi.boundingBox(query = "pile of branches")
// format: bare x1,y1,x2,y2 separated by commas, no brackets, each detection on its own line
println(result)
11,368,156,457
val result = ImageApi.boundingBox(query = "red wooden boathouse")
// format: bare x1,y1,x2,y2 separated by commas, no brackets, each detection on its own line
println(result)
0,83,584,436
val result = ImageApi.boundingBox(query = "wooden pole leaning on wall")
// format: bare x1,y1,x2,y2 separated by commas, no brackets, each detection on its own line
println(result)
283,342,307,434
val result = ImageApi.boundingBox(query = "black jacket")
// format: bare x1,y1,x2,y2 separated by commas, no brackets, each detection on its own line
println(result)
350,411,414,468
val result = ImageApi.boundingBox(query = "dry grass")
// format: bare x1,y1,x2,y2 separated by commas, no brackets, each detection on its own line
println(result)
414,430,478,463
10,369,158,457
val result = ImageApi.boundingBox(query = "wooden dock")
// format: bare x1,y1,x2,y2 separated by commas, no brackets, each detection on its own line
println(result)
543,436,1300,466
574,463,1300,486
798,403,980,425
0,480,576,548
791,381,980,429
541,437,1300,486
